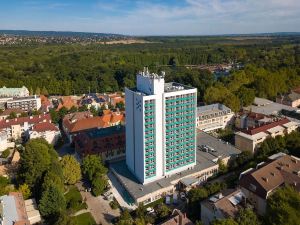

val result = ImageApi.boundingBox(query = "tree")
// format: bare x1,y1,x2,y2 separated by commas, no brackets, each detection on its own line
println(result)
42,171,64,193
19,139,52,188
117,209,133,225
18,183,31,200
156,203,171,219
50,108,59,124
35,87,41,95
82,155,107,181
266,186,300,225
212,218,238,225
60,155,81,185
218,159,228,174
54,212,78,225
41,86,49,96
58,107,68,121
0,176,13,196
7,111,17,119
116,102,125,111
91,173,108,196
69,106,78,113
236,208,260,225
39,185,66,218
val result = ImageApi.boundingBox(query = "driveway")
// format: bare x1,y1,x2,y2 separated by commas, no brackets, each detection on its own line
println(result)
76,182,120,225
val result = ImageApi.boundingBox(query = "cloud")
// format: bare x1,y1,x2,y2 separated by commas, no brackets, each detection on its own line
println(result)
1,0,300,35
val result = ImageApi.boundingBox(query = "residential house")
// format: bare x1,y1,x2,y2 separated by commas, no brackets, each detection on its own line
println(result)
0,114,52,140
0,86,29,98
235,112,272,129
80,94,107,110
201,189,245,225
239,153,300,215
235,118,299,153
29,122,60,145
56,96,79,111
159,209,194,225
276,87,300,107
104,93,125,107
74,125,125,161
197,103,234,132
6,95,41,112
0,108,25,120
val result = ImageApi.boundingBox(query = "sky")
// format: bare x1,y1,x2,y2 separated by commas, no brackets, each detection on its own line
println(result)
0,0,300,35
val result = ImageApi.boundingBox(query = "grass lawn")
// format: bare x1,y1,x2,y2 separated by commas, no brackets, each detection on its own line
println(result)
75,212,96,225
65,185,87,212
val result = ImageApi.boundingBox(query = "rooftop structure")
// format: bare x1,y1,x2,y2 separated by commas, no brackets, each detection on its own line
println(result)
197,130,241,165
0,86,29,98
196,103,234,132
239,154,300,215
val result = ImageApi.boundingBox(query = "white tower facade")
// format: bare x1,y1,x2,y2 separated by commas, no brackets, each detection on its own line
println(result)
126,69,197,184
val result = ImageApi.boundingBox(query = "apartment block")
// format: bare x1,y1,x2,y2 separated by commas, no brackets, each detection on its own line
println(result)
196,103,234,132
6,95,41,112
125,69,197,184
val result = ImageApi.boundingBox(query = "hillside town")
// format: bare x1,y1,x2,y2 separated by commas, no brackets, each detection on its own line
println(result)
0,69,300,225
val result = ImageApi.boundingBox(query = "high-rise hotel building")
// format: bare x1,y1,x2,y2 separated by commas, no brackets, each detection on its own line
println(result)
125,69,197,184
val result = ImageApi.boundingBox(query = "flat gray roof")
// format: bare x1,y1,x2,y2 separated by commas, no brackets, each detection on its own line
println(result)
196,130,241,160
110,131,241,201
245,97,297,116
110,149,216,200
197,103,231,115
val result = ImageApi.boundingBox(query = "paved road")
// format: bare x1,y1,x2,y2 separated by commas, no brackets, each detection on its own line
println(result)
76,182,120,225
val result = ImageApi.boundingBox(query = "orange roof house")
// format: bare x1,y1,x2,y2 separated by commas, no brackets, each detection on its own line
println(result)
56,96,78,111
62,110,125,142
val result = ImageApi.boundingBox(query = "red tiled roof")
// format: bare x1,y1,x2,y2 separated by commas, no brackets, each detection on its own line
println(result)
32,122,59,132
65,117,107,133
40,95,51,106
247,112,266,120
56,96,78,111
239,155,300,199
0,114,51,129
242,118,290,135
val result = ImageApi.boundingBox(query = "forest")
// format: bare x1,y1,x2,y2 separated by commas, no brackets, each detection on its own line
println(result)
0,35,299,111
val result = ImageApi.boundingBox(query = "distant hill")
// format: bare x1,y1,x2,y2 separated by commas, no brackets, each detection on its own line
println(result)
0,30,128,38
